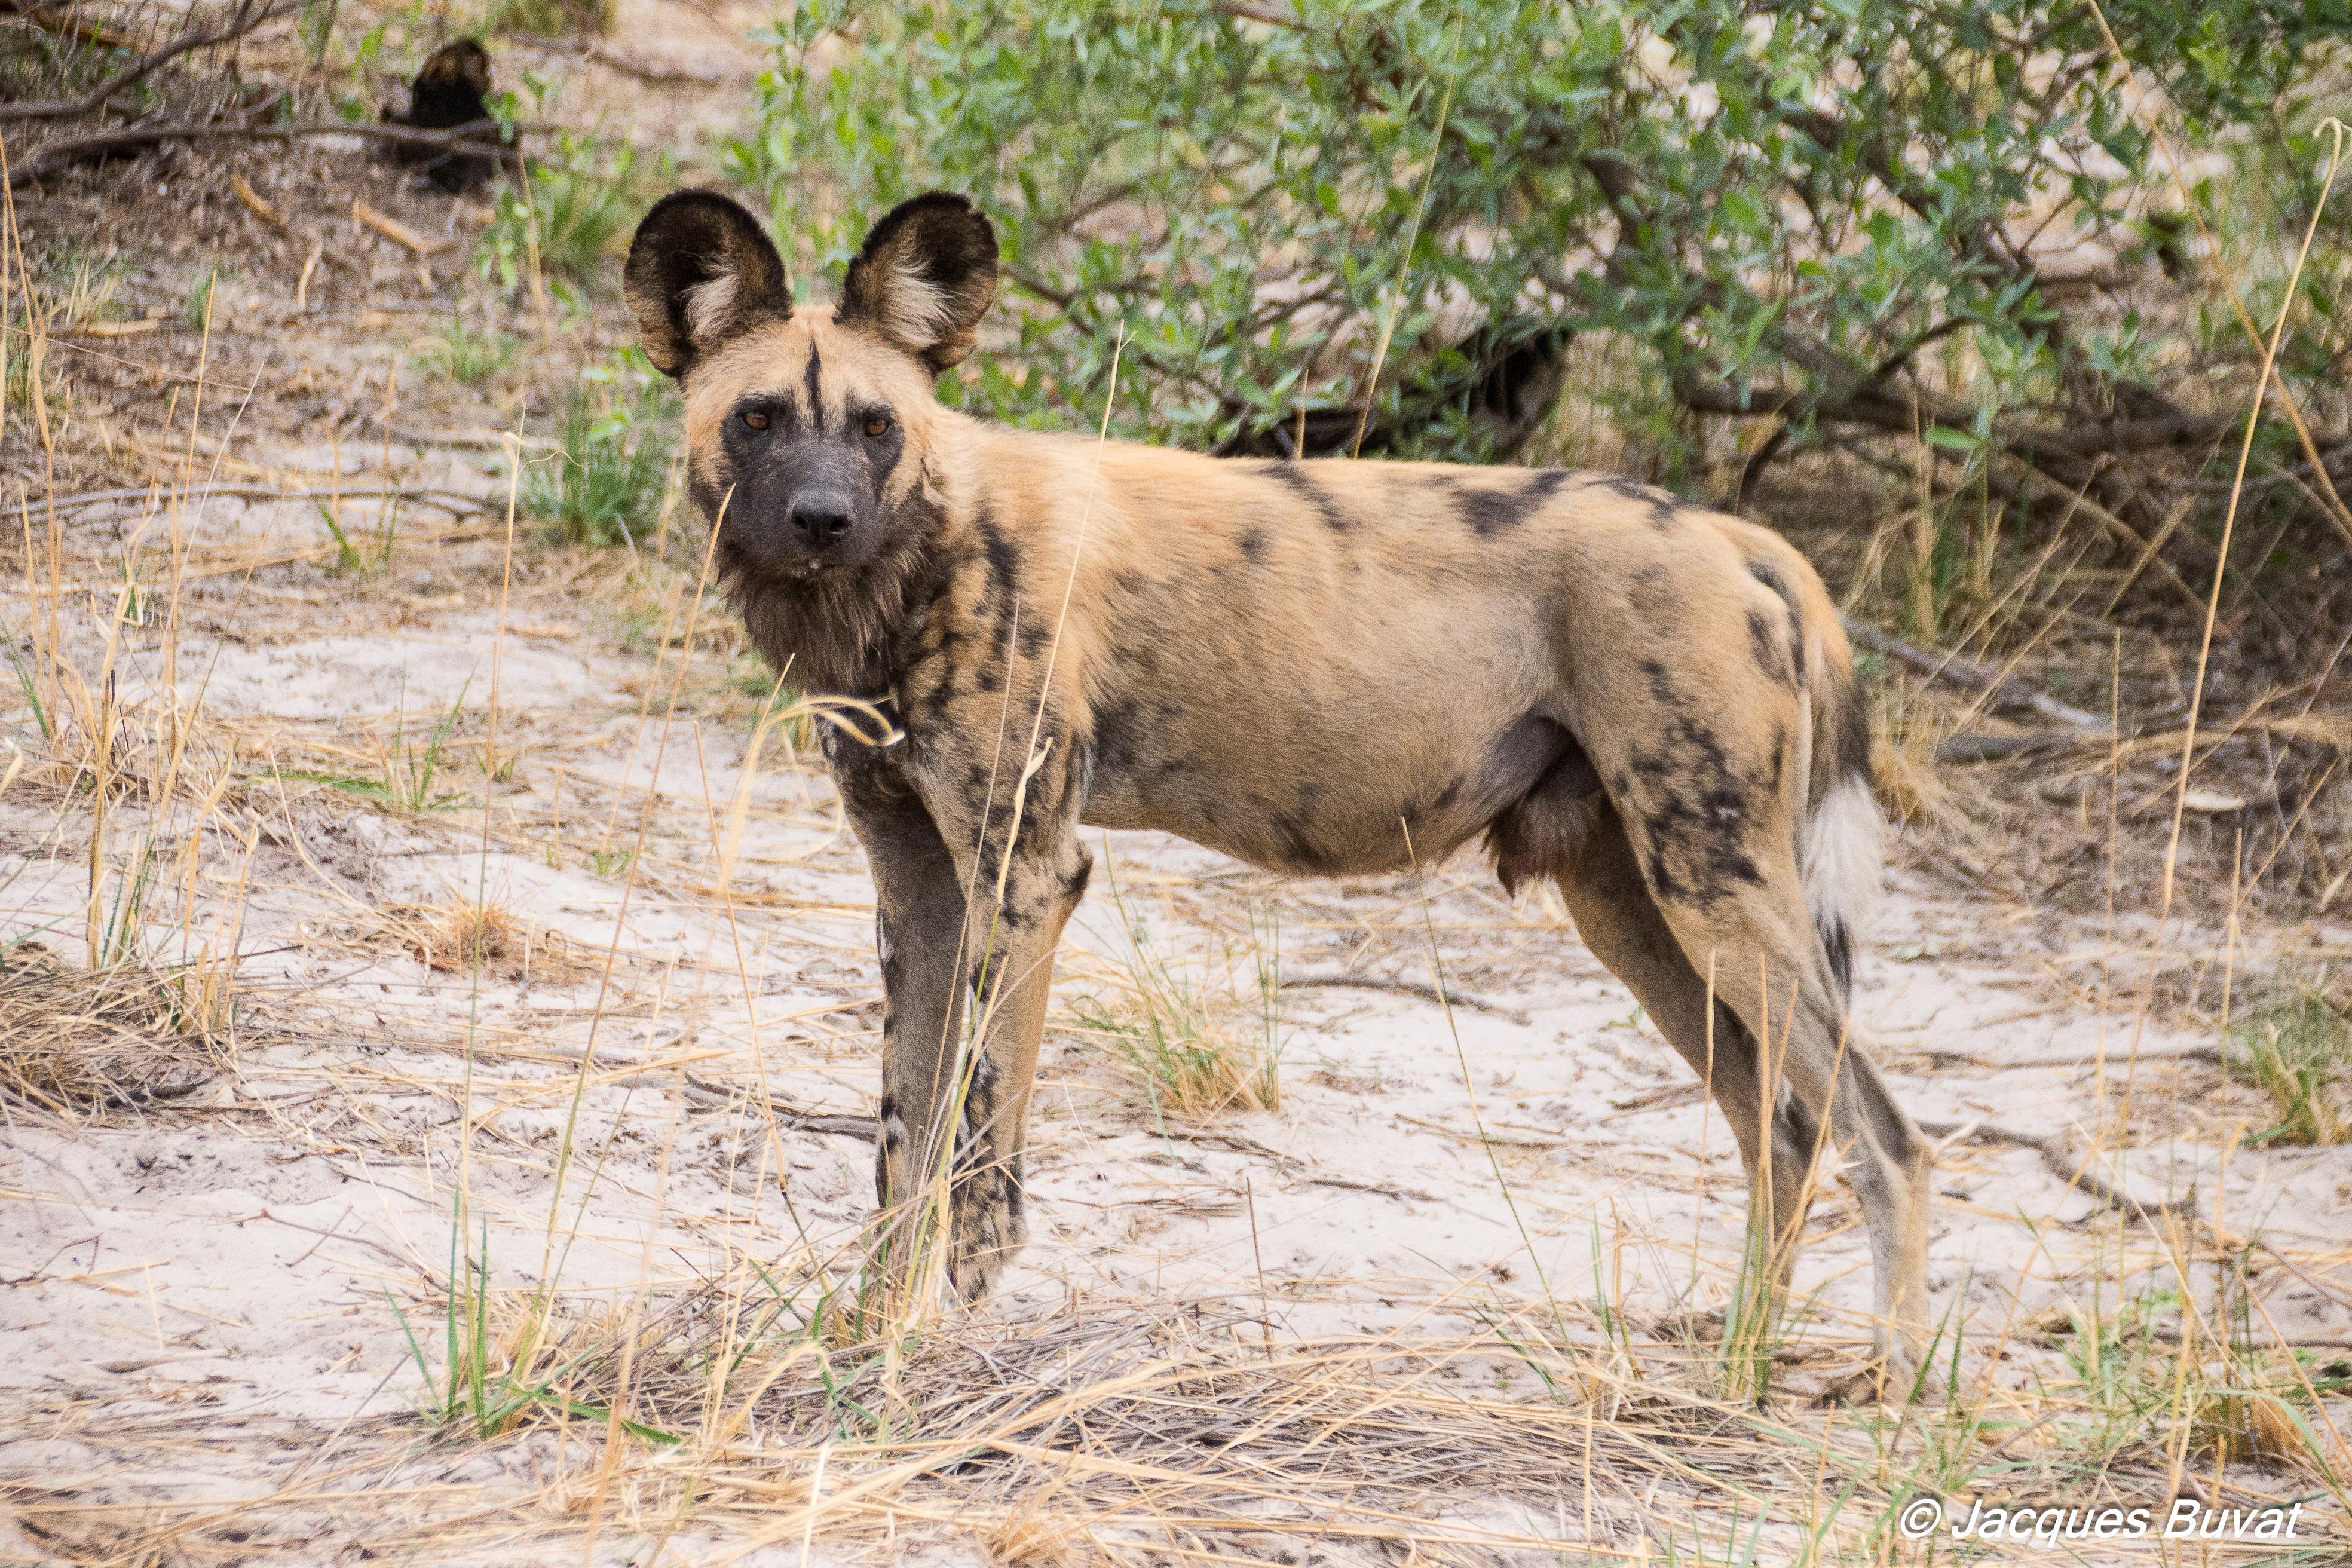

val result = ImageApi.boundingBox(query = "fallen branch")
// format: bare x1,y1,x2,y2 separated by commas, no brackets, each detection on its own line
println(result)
1897,1043,2222,1070
9,115,528,187
1842,615,2112,734
44,482,492,517
1,0,139,48
2,0,304,122
681,1075,877,1140
1278,973,1531,1025
1922,1117,2197,1227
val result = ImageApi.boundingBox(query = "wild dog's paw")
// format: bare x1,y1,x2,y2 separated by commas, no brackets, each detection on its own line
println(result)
945,1157,1027,1303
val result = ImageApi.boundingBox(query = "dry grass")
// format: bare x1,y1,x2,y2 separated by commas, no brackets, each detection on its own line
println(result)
0,951,228,1114
375,896,592,984
389,1257,1894,1564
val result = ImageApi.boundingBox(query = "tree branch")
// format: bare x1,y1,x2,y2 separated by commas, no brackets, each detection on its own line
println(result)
1,0,305,122
1842,615,2112,733
10,115,525,187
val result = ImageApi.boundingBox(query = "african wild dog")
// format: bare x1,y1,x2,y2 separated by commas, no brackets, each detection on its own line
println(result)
383,39,509,193
624,188,1936,1384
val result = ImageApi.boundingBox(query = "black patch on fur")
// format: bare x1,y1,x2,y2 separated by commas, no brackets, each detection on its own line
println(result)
1457,468,1570,537
1091,698,1143,773
1627,563,1682,627
1238,528,1268,562
1589,472,1682,529
1270,781,1340,873
802,345,825,437
1267,463,1353,532
1747,608,1797,690
1744,558,1814,691
860,416,903,496
1624,665,1769,911
1270,810,1342,874
1826,664,1873,786
977,512,1020,595
1821,916,1855,1002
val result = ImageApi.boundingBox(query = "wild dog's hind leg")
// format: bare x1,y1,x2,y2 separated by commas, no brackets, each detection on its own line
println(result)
1569,645,1929,1383
1621,833,1930,1383
1661,884,1931,1388
1555,800,1819,1287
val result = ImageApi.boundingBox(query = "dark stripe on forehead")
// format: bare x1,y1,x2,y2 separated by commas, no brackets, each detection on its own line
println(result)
803,344,824,437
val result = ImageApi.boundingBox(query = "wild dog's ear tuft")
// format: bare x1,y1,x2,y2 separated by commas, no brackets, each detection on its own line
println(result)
624,189,791,378
838,192,997,372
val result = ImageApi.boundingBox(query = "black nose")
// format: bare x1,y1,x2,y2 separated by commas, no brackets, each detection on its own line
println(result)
788,497,854,549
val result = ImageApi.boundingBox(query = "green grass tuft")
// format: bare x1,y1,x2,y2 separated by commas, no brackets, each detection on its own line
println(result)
414,313,516,386
2228,972,2351,1146
523,353,674,550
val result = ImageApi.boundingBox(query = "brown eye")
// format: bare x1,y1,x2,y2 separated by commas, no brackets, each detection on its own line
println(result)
863,415,892,439
741,409,770,431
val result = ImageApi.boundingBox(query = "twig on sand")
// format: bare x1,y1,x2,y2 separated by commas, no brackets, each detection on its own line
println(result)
1922,1117,2197,1226
1279,973,1530,1025
680,1076,877,1140
1132,1126,1441,1200
351,197,451,256
1842,615,2112,733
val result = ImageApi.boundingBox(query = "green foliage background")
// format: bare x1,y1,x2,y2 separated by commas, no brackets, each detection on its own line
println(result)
715,0,2345,535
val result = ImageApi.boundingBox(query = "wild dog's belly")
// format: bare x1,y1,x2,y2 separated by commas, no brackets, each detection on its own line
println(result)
1077,679,1573,878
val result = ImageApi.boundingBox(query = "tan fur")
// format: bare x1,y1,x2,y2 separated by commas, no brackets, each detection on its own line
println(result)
630,191,1934,1390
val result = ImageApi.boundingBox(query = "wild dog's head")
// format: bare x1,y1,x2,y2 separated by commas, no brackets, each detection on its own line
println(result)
624,188,996,690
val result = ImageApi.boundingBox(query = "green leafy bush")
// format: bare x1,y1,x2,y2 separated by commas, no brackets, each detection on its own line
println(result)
414,312,516,386
727,0,2347,561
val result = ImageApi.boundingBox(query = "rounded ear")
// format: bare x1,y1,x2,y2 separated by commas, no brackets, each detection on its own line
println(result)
838,192,998,372
624,189,791,378
435,39,491,96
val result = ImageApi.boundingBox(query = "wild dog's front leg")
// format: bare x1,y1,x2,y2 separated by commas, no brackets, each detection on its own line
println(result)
929,758,1090,1301
829,737,976,1288
831,730,1089,1301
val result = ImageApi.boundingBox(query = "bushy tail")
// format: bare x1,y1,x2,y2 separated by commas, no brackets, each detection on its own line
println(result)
1794,623,1883,1005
